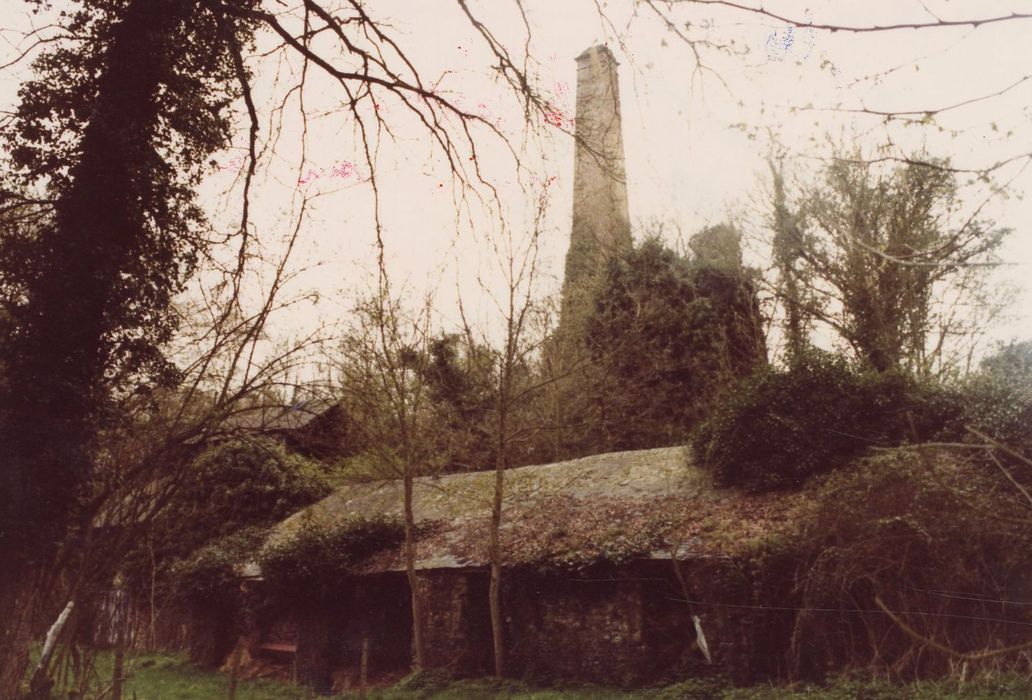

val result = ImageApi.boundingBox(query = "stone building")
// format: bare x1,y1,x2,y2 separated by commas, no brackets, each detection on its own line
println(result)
232,447,801,690
151,45,792,691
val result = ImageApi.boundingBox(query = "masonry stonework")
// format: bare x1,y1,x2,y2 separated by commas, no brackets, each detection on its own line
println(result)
560,45,633,333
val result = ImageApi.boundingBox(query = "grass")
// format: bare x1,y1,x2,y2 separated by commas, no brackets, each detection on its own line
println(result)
47,653,1032,699
53,652,317,700
359,674,1032,700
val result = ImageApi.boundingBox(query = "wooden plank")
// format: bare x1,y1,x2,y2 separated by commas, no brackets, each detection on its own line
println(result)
258,642,298,655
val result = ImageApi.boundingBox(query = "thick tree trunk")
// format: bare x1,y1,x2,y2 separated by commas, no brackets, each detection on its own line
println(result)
1,0,191,689
403,474,426,669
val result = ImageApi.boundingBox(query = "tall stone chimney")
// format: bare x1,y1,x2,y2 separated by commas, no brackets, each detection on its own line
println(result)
560,45,632,332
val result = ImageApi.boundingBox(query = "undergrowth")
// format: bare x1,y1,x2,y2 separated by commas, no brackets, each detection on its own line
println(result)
41,653,1032,699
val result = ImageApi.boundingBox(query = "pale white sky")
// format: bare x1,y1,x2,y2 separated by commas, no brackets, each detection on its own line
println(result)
1,0,1030,359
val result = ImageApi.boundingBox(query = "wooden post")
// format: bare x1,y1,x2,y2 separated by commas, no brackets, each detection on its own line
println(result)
359,636,369,699
111,625,125,700
227,639,243,700
29,600,74,697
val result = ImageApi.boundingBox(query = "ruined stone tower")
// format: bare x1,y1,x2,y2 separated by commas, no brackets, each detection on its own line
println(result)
560,45,632,332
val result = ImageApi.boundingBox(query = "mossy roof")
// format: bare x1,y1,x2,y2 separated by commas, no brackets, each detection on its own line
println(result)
260,446,802,574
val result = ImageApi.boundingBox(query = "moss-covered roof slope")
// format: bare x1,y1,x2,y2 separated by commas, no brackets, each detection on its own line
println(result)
260,446,800,574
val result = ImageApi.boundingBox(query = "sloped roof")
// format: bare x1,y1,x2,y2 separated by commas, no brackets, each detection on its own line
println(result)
261,446,802,574
223,398,337,433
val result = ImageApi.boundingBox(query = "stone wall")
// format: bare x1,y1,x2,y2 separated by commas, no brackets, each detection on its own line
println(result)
504,570,648,684
290,576,415,689
234,559,787,690
642,558,794,683
415,570,491,675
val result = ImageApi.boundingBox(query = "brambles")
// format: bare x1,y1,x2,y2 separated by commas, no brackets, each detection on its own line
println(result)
691,351,964,491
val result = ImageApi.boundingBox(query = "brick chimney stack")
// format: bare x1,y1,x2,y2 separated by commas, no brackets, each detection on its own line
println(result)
560,45,632,332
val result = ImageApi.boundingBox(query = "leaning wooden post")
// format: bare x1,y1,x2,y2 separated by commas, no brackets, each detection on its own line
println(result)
28,600,74,697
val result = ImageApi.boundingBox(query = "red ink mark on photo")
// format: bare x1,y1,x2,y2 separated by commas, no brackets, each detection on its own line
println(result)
298,160,359,186
330,161,356,179
297,168,323,185
544,109,570,128
217,154,246,172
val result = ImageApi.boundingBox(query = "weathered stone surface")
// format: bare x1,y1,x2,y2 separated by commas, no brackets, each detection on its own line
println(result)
561,44,633,332
415,570,491,675
505,572,648,684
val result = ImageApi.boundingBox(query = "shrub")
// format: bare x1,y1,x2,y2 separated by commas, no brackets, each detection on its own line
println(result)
176,437,334,540
956,340,1032,449
786,450,1032,679
691,351,964,491
259,515,406,601
171,525,269,605
124,437,334,604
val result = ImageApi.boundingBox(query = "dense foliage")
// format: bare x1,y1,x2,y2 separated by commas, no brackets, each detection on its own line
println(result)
125,437,332,602
584,233,765,451
958,340,1032,449
171,525,269,606
170,438,332,542
691,351,964,491
773,152,1008,375
260,516,407,601
786,450,1032,678
0,0,260,567
420,334,497,472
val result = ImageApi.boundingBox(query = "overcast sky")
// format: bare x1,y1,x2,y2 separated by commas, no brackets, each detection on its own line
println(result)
1,0,1030,357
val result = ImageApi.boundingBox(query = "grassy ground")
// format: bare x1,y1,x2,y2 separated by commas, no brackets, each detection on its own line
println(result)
55,653,1032,699
52,652,316,700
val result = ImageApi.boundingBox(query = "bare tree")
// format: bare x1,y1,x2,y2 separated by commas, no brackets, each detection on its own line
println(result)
334,280,445,670
643,1,1032,175
457,187,557,677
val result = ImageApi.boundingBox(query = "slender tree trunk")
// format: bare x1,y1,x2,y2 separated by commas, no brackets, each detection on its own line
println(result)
0,571,37,698
488,454,506,678
488,394,509,678
403,473,426,669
